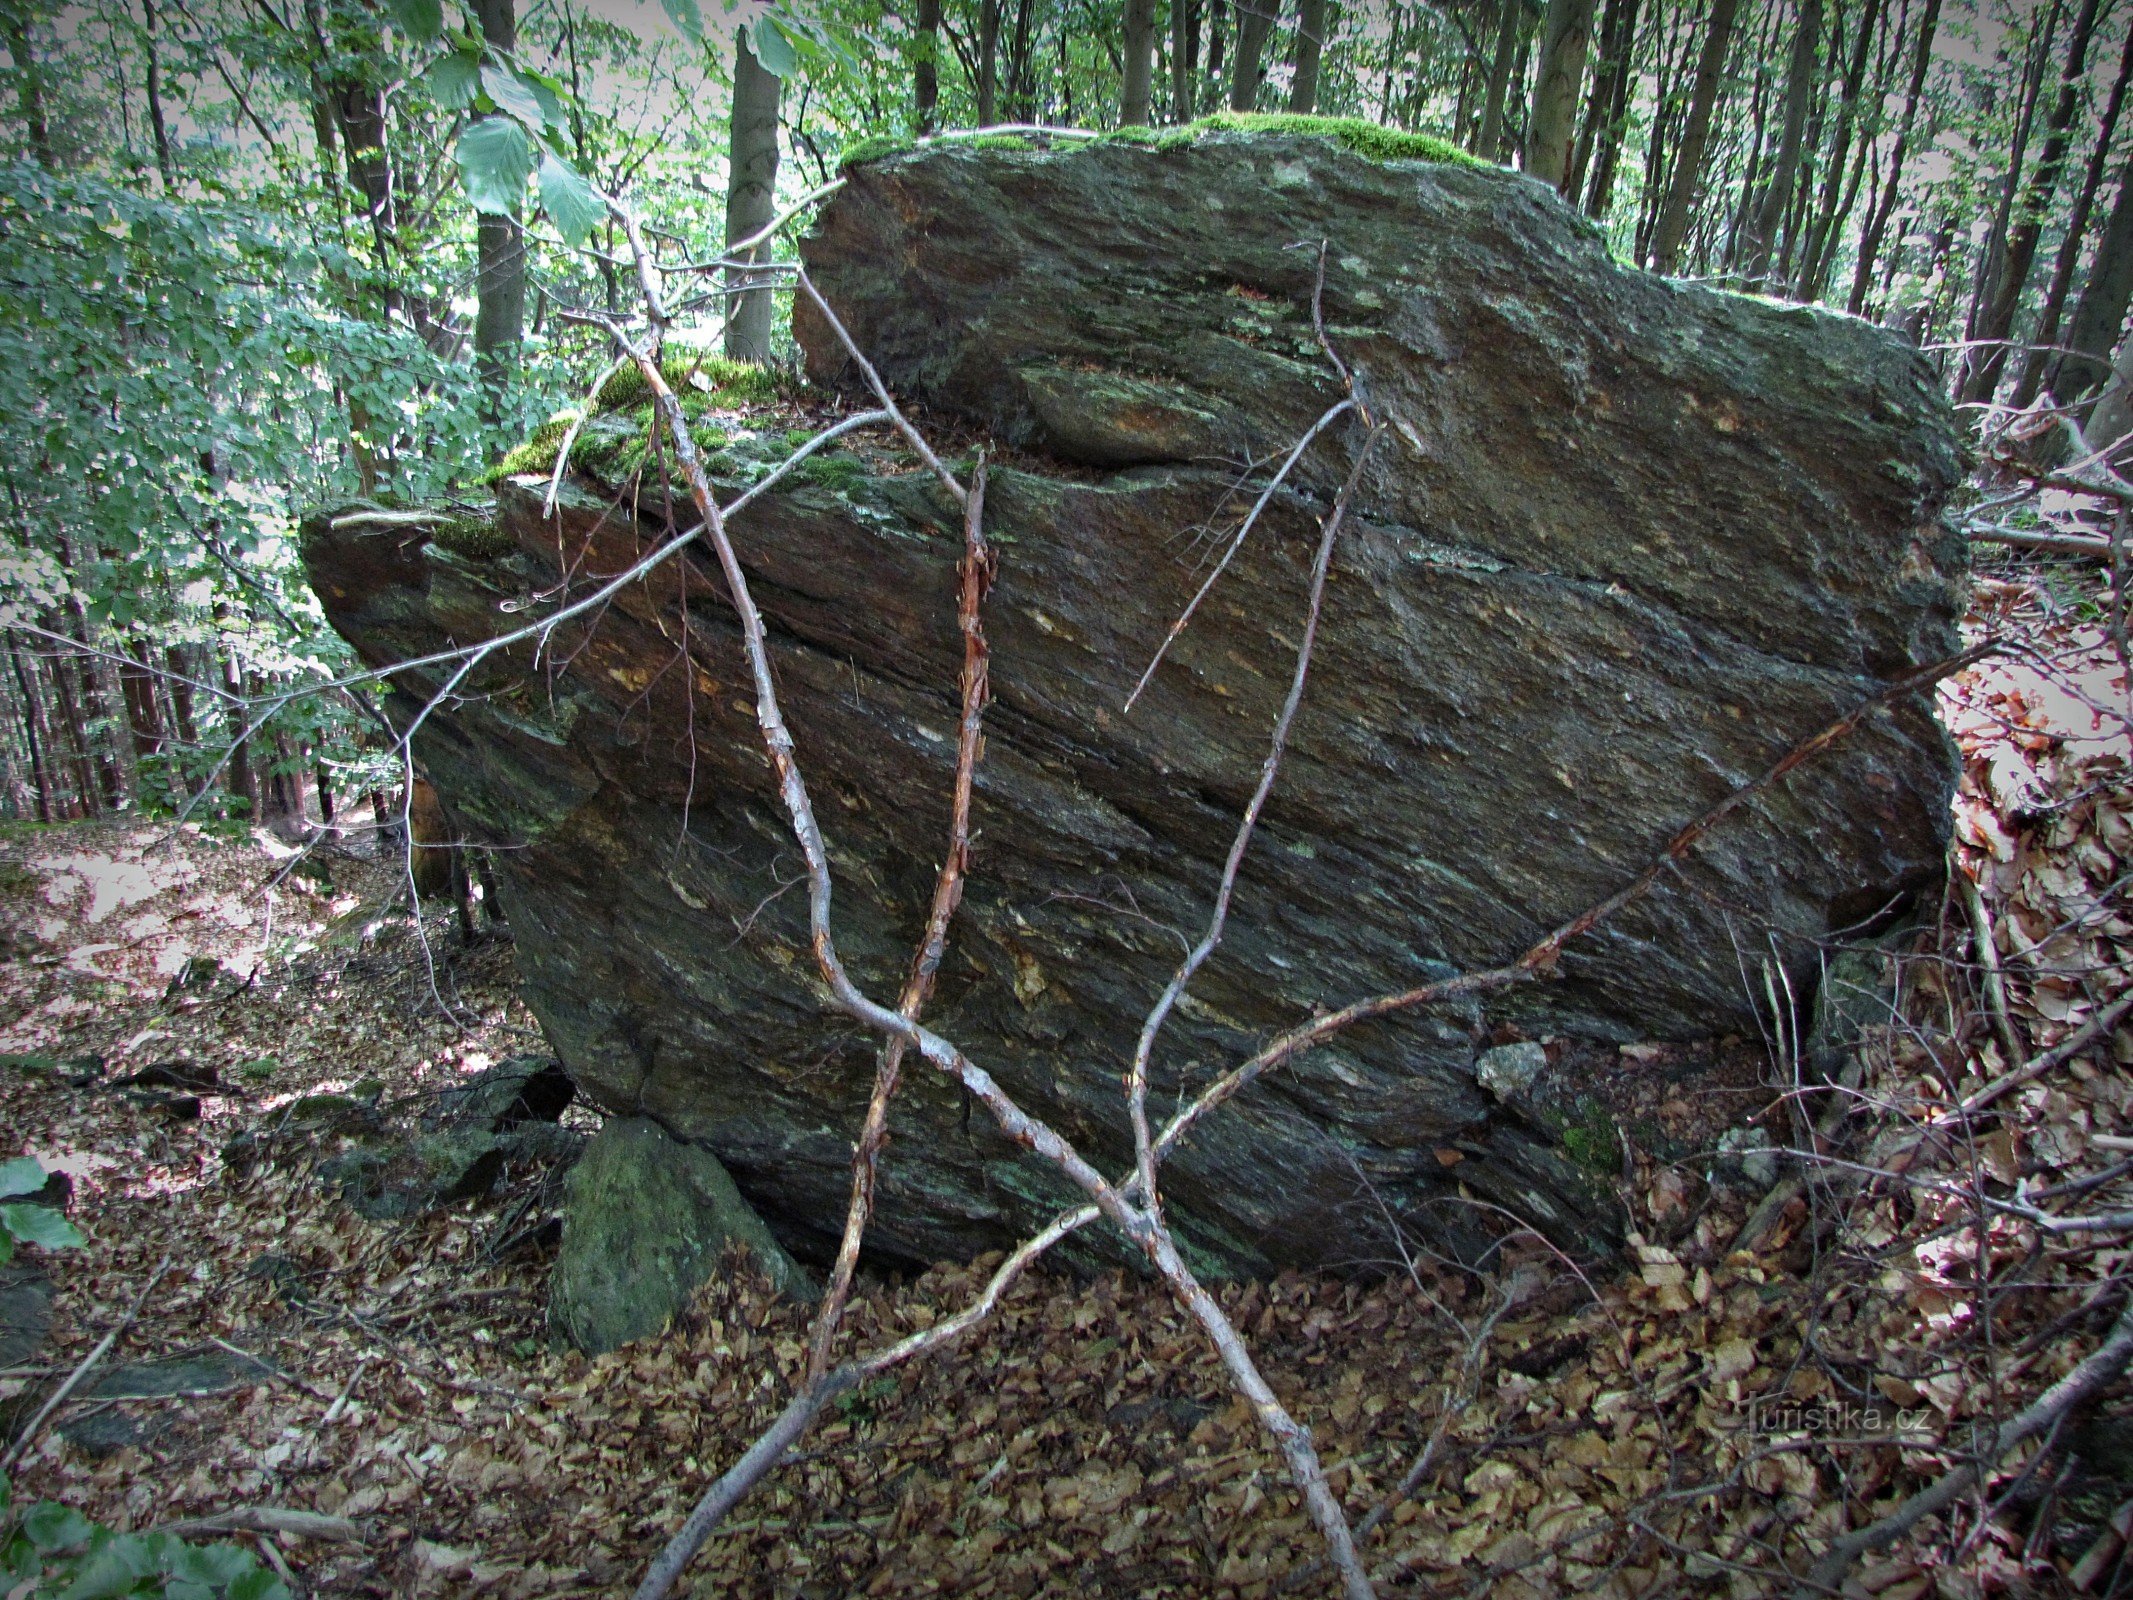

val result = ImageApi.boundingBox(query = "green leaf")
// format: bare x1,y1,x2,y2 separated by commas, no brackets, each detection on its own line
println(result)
0,1204,85,1251
660,0,702,39
58,1532,157,1598
169,1543,253,1586
0,1156,47,1198
748,16,796,76
426,51,481,110
537,152,604,247
382,0,441,43
225,1566,291,1600
21,1502,93,1552
0,1230,13,1268
455,118,535,215
479,59,547,127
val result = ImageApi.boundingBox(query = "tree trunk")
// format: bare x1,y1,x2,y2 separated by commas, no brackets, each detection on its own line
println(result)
472,0,525,418
1740,0,1823,287
316,756,336,825
1794,0,1885,299
1476,0,1525,158
8,637,54,824
1959,1,2060,400
1524,0,1596,190
1005,0,1035,118
1650,0,1744,274
217,629,257,819
1173,0,1199,121
41,631,98,818
1289,0,1326,112
1962,0,2102,405
2014,20,2133,409
118,639,165,780
4,14,53,168
1228,0,1275,111
2080,332,2133,458
914,0,943,132
1122,0,1157,123
2049,149,2133,424
1571,0,1639,212
978,0,1001,123
1847,0,1938,314
723,29,783,365
141,0,176,187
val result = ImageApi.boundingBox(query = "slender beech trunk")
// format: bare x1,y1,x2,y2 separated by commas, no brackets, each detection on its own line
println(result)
1963,0,2102,405
1741,0,1823,286
1476,0,1525,157
915,0,943,131
1847,0,1938,313
1961,2,2060,397
1524,0,1597,189
41,630,97,817
1289,0,1326,112
4,13,52,167
1005,0,1035,118
977,0,1001,122
2015,21,2133,408
118,639,165,776
1650,0,1744,273
141,0,176,186
1122,0,1157,123
2050,149,2133,424
1229,0,1275,110
723,30,782,365
8,638,53,824
1571,0,1638,211
1173,0,1199,120
1794,0,1884,297
472,0,524,418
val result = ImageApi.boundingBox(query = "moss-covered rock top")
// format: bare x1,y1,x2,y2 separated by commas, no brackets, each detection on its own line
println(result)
486,353,787,486
837,113,1488,174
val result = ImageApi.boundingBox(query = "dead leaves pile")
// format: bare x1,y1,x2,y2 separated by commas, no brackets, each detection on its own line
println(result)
0,564,2128,1598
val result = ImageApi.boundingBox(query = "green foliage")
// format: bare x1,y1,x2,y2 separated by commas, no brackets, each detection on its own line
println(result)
1,1474,292,1600
0,1157,83,1266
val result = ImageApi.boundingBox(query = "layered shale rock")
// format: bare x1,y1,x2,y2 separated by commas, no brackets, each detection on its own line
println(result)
304,126,1964,1277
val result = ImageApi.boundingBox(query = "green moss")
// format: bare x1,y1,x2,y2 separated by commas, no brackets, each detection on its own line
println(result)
838,132,919,170
1558,1100,1623,1176
487,410,583,482
967,132,1034,152
796,452,869,493
434,513,516,561
1189,112,1485,167
596,354,778,412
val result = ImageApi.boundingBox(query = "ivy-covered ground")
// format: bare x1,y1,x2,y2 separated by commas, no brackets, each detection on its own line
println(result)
0,563,2127,1599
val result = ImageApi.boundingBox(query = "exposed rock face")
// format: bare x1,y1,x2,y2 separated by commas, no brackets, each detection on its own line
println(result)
304,130,1963,1276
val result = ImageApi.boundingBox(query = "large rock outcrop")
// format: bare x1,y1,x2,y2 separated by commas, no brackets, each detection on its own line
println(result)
304,127,1964,1276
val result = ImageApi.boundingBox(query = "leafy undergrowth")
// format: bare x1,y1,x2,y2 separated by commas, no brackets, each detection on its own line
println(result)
0,563,2126,1599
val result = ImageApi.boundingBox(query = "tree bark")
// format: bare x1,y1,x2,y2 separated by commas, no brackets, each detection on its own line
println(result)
118,639,166,778
1524,0,1596,190
8,637,54,824
472,0,525,418
1288,0,1326,113
1122,0,1157,123
977,0,1001,123
1794,0,1885,299
915,0,944,132
4,13,53,168
2050,149,2133,423
1571,0,1639,212
2015,19,2133,409
1475,0,1526,158
1228,0,1276,111
1740,0,1823,287
1963,0,2102,405
1649,0,1744,274
723,29,782,365
1173,0,1199,121
140,0,176,187
1847,0,1938,314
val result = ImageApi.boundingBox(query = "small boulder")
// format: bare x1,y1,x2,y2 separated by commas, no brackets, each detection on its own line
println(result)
549,1117,814,1354
1475,1042,1549,1103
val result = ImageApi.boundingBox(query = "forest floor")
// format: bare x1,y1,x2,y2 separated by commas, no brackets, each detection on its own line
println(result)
0,559,2129,1600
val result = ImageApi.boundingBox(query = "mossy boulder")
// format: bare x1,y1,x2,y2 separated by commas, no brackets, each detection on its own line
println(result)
549,1117,815,1353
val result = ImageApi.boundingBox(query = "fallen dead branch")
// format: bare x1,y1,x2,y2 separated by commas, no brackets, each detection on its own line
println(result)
152,1506,365,1544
